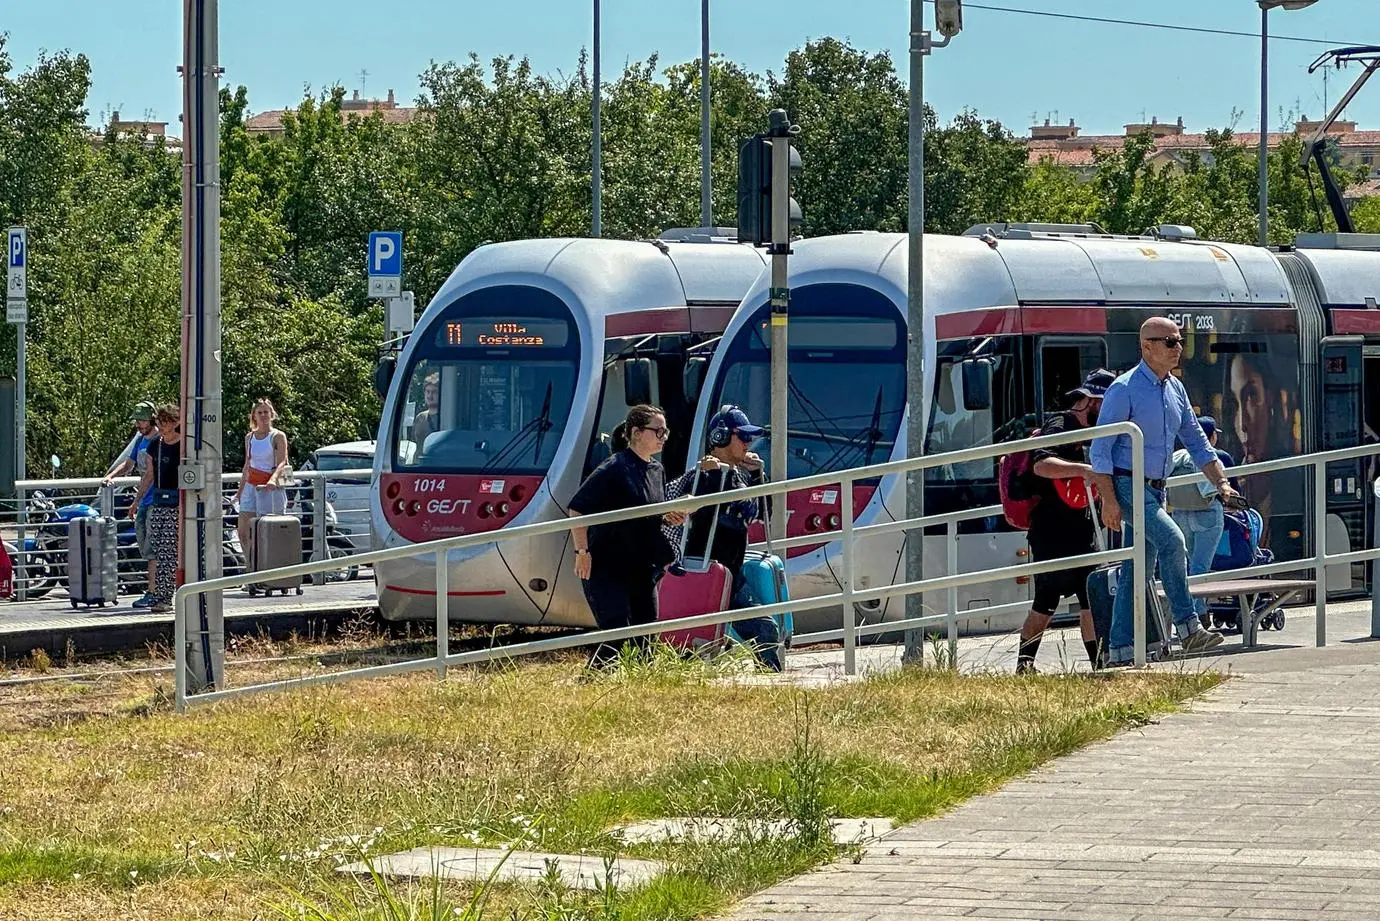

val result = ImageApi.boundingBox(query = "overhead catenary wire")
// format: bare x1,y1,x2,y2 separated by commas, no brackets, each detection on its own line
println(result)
929,0,1373,49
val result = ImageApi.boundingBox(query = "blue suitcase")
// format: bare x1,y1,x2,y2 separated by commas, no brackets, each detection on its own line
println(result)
737,549,794,643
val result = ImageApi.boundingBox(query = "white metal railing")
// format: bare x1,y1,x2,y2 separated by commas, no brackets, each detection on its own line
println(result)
170,430,1380,712
9,468,372,600
173,423,1150,711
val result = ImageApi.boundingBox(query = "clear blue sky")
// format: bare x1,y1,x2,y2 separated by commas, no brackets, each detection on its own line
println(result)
7,0,1380,137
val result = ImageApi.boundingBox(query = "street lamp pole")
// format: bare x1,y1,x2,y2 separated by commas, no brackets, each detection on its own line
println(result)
1257,0,1321,247
1259,3,1270,247
592,0,602,237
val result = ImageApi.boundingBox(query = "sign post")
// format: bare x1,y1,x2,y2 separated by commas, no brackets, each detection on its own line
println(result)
7,227,27,490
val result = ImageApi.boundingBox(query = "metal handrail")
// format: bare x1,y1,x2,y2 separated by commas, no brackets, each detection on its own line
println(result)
173,423,1149,710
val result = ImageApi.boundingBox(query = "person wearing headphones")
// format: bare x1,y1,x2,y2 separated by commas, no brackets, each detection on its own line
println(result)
663,406,783,670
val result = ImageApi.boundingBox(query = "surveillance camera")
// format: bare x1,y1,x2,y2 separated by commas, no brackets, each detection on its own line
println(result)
935,0,964,38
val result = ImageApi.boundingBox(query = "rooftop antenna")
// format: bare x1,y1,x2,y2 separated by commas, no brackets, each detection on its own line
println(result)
359,68,369,96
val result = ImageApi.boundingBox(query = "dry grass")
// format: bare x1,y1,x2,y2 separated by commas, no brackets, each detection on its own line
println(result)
0,640,1223,920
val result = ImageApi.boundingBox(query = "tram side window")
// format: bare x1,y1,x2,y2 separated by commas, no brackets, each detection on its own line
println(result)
926,360,997,481
1040,341,1107,415
584,343,661,475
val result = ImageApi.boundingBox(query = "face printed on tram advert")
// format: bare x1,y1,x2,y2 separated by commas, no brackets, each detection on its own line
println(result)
1115,309,1304,557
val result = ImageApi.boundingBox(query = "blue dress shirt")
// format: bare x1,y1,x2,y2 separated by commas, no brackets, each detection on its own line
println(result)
1090,362,1217,481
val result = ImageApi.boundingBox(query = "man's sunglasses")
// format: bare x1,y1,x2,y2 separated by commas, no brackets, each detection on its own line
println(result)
1145,336,1185,350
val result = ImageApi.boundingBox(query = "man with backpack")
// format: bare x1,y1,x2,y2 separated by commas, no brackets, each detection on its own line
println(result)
1013,369,1116,674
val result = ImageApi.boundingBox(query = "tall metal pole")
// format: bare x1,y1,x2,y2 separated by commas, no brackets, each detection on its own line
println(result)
768,115,791,545
592,0,602,238
180,0,225,694
700,0,713,228
1259,6,1270,247
15,319,23,490
903,0,928,663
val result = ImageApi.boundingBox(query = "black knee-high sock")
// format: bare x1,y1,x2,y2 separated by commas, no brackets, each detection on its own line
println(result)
1017,633,1042,667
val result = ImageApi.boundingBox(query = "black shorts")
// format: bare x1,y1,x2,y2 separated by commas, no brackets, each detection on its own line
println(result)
1031,565,1093,616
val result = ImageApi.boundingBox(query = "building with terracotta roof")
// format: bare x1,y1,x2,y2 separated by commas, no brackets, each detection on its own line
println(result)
244,88,419,138
1025,115,1380,196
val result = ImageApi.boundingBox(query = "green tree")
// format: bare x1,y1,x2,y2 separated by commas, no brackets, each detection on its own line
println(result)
923,109,1031,234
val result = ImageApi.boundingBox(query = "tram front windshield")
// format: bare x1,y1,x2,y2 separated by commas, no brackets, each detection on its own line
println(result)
709,287,906,481
391,288,579,475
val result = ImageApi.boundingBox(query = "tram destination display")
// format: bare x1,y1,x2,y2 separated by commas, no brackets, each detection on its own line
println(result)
437,317,570,349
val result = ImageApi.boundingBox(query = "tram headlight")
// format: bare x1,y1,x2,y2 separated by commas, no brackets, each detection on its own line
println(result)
827,513,841,530
497,502,510,517
478,503,492,519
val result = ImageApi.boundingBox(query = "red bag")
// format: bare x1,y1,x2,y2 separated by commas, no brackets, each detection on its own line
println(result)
655,467,732,649
0,542,13,600
997,427,1042,530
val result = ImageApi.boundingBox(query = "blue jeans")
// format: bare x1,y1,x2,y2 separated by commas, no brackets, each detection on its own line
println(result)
1172,505,1225,618
1109,476,1199,660
727,575,783,671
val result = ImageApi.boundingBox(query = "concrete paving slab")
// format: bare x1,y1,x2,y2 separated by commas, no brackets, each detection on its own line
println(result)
610,817,892,846
337,846,664,889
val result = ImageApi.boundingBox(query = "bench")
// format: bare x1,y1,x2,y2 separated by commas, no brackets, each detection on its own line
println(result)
1184,579,1314,648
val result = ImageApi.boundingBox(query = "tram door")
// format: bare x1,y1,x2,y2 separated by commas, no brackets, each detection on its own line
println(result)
1320,337,1368,593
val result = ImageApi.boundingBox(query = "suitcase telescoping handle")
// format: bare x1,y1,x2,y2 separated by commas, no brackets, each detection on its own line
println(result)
677,466,721,575
1085,480,1107,553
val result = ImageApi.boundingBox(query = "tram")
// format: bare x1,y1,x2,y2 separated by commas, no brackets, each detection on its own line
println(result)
686,225,1380,635
371,233,767,625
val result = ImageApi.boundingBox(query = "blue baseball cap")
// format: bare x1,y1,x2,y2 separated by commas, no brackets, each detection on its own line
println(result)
1065,368,1116,401
1197,415,1217,438
709,406,764,439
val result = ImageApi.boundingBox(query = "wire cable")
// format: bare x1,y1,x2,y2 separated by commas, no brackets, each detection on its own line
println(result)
929,1,1372,49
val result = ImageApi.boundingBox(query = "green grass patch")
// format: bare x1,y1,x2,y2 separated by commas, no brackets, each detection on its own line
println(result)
0,647,1222,920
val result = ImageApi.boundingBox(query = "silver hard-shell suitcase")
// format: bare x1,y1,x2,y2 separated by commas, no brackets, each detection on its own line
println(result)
68,516,119,608
248,514,304,596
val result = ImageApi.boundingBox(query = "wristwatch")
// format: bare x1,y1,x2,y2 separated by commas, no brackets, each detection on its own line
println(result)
574,549,589,556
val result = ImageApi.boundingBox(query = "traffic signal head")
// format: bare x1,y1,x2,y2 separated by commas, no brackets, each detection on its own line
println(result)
736,132,802,246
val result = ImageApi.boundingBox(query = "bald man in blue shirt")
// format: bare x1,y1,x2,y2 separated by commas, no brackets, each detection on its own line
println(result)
1090,317,1243,666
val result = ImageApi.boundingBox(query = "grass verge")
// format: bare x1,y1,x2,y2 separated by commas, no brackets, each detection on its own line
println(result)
0,640,1222,920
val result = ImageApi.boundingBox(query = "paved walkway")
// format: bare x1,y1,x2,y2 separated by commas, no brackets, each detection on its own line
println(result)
730,616,1380,920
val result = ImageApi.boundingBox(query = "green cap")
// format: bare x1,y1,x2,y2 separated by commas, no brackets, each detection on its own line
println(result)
129,401,156,423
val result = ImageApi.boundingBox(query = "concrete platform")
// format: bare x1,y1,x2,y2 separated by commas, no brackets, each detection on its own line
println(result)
338,847,664,889
0,578,378,659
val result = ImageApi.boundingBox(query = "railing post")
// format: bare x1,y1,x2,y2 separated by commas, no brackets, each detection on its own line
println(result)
311,474,328,585
946,519,958,668
840,482,857,676
435,548,449,678
174,590,188,713
15,483,26,602
1131,433,1147,668
1315,461,1328,648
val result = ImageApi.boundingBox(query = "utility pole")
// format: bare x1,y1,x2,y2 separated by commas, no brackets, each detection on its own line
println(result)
904,0,961,664
700,0,712,228
592,0,602,237
767,110,794,543
179,0,225,694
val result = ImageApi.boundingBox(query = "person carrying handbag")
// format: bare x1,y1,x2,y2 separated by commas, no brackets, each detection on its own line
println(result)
131,404,183,613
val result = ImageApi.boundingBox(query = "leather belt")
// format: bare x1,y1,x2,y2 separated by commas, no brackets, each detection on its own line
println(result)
1113,467,1166,490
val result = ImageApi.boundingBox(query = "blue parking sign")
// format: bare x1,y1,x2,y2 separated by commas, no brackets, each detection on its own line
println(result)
367,231,402,298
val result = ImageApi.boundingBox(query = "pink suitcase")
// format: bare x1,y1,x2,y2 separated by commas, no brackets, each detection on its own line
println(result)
655,469,731,650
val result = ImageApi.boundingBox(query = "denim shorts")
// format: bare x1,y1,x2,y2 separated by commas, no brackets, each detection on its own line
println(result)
240,484,286,515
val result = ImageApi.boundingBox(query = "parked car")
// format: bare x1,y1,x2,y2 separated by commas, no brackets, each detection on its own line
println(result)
294,441,375,552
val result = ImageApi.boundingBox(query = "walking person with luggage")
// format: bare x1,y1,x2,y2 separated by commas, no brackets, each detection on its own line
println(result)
1015,370,1116,674
1090,318,1243,666
568,405,685,669
662,406,784,671
1168,415,1231,623
135,404,183,613
238,399,290,567
104,400,160,607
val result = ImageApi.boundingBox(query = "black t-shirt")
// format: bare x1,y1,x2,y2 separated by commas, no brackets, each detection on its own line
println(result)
1027,412,1096,557
569,449,674,578
148,437,181,491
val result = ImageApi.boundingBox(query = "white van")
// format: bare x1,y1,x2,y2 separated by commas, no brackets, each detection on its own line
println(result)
299,440,375,552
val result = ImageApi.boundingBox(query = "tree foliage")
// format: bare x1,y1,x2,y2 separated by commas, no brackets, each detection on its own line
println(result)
2,33,1376,476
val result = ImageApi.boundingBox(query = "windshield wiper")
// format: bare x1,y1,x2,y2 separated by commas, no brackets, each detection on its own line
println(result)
480,382,555,473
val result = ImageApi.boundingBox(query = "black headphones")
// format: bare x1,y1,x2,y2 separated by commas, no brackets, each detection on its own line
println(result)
707,404,740,449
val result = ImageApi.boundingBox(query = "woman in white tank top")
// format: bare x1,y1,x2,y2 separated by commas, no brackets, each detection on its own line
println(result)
239,398,290,565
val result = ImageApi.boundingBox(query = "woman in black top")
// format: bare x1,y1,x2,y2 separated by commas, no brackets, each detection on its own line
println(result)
568,404,685,668
134,403,183,612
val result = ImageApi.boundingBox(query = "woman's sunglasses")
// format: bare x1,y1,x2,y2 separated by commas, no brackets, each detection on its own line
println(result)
641,425,670,441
